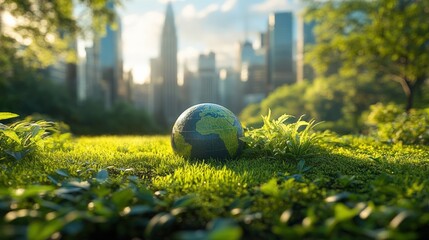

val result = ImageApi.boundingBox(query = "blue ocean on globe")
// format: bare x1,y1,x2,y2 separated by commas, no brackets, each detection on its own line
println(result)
171,103,244,159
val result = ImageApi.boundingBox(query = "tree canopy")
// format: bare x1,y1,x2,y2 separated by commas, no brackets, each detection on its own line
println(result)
0,0,120,70
305,0,429,111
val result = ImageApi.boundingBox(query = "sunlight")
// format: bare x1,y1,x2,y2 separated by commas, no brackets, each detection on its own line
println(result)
131,64,150,84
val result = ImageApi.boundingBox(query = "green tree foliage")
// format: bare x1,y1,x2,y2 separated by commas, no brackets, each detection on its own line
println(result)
241,83,308,128
366,103,429,144
241,74,399,133
305,0,429,111
70,100,159,135
0,0,119,69
0,0,159,135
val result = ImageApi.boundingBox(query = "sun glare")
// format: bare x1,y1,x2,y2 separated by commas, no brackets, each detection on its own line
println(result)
131,64,150,84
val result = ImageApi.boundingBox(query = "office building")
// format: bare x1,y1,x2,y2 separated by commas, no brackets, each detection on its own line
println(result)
297,15,316,82
198,52,219,103
267,12,295,91
84,45,103,101
219,68,243,114
238,40,267,106
182,61,200,108
159,2,179,126
99,2,124,108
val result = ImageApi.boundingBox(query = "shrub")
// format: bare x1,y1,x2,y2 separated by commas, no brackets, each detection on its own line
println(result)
366,103,429,144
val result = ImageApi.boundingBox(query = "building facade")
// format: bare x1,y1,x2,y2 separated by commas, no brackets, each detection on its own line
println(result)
266,12,295,92
159,2,179,126
182,61,200,108
238,39,267,106
198,52,219,104
83,1,128,108
297,15,316,82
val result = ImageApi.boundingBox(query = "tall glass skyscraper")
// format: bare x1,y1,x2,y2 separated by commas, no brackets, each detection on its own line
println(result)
160,2,179,126
99,1,123,109
198,52,218,103
297,15,316,82
267,12,294,91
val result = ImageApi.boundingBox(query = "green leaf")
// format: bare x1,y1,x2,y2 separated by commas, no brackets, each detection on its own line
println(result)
27,219,64,240
111,188,134,208
5,149,31,161
2,129,21,143
125,205,154,216
11,186,54,199
260,178,279,196
175,230,208,240
0,112,19,121
56,169,70,177
172,194,195,208
145,213,176,239
334,203,359,222
208,218,242,240
209,227,242,240
96,169,109,183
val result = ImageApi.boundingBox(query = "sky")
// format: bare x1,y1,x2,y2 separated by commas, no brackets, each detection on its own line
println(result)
119,0,304,84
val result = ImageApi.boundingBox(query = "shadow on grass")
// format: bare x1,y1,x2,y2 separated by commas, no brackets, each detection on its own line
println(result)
179,140,429,193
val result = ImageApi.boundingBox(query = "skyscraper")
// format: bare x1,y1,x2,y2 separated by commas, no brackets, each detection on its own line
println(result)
267,12,294,91
297,15,316,82
159,2,179,126
84,45,103,101
182,61,200,108
99,1,124,109
238,40,266,105
198,52,219,103
84,1,127,109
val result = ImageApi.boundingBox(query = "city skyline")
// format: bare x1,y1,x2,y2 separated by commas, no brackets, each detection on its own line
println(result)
120,0,304,84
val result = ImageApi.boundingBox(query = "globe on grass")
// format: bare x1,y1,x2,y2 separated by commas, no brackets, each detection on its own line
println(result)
171,103,244,159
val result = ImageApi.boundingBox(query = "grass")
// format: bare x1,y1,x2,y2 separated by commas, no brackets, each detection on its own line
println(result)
1,133,429,239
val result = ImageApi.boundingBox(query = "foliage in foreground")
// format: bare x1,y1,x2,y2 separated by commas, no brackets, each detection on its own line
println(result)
241,111,323,159
0,112,70,161
1,114,429,239
1,152,429,239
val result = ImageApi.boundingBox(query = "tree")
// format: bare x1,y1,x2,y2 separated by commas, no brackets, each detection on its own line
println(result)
0,0,119,70
305,0,429,111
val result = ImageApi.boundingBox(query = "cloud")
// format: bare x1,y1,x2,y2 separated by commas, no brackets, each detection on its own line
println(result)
122,11,164,83
221,0,237,12
250,0,304,13
198,4,220,18
181,3,219,19
181,4,197,19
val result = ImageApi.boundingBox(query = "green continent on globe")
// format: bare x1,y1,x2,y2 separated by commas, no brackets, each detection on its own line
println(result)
196,106,239,157
173,132,192,157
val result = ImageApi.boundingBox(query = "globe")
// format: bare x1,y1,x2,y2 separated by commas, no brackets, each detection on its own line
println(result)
171,103,244,159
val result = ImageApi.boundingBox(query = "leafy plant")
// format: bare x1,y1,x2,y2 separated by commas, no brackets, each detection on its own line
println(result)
241,110,323,159
0,168,200,240
366,103,429,144
0,112,70,161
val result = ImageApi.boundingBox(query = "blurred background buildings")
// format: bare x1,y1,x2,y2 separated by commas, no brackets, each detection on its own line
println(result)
26,2,316,127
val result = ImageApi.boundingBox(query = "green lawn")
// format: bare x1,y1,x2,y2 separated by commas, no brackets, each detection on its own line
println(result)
1,135,429,239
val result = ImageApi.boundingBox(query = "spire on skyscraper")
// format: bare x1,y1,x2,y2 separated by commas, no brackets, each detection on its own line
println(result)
162,1,176,38
158,1,179,126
